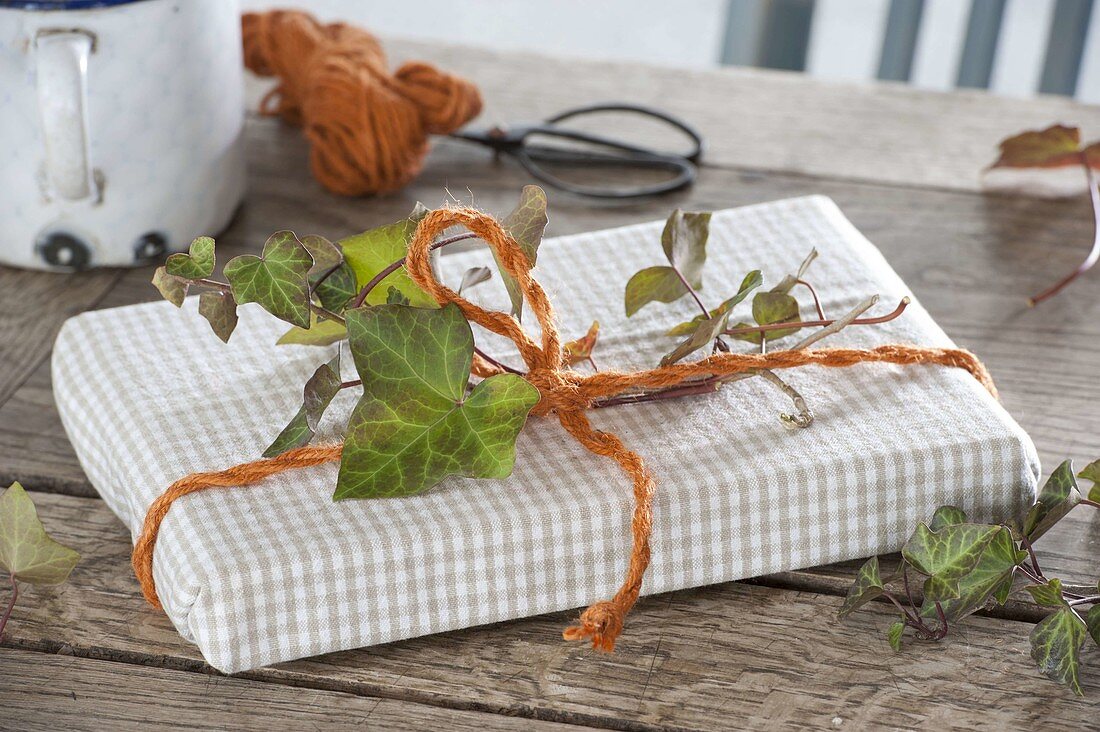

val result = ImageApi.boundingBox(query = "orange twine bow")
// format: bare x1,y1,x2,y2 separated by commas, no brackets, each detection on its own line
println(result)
133,207,997,652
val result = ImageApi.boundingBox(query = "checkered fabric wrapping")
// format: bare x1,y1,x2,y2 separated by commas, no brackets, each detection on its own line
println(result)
52,196,1040,673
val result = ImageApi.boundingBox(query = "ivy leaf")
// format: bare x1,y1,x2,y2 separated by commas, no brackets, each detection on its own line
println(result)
0,482,79,585
165,236,215,280
262,354,344,458
1077,459,1100,503
838,556,885,619
494,185,549,320
623,210,711,317
198,291,238,343
624,266,693,317
563,321,600,366
928,505,968,532
1029,606,1087,695
385,286,411,305
152,267,188,308
921,526,1027,623
224,231,314,328
302,234,357,314
661,210,711,284
661,271,763,364
340,208,437,309
1023,460,1081,542
277,314,347,347
887,620,904,652
336,303,540,500
458,266,492,294
901,522,1001,602
987,125,1085,170
666,270,763,337
1027,578,1069,608
769,248,819,296
1087,605,1100,647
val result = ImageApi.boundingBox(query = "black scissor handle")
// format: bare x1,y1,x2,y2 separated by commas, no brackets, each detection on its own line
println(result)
542,102,704,163
515,144,696,199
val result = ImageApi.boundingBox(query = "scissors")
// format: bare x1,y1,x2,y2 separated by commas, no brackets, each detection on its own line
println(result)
450,103,704,199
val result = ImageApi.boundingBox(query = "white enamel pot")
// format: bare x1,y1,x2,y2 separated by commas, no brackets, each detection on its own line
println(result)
0,0,246,270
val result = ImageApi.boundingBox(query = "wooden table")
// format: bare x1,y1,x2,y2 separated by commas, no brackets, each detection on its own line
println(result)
3,40,1100,731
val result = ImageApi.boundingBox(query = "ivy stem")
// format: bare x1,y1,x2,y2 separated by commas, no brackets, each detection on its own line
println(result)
0,574,16,641
351,232,478,309
796,279,827,319
474,348,524,375
339,380,362,390
723,297,909,338
1028,161,1100,306
670,263,710,318
1019,534,1046,581
1068,595,1100,606
1081,498,1100,509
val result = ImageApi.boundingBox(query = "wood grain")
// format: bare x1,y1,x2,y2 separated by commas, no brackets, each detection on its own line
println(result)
0,648,592,732
378,38,1100,192
3,492,1096,731
5,42,1100,730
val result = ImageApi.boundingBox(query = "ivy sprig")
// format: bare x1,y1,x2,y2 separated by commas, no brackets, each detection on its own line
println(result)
840,460,1100,695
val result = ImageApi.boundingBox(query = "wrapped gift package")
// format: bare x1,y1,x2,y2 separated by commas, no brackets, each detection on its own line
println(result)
53,195,1040,673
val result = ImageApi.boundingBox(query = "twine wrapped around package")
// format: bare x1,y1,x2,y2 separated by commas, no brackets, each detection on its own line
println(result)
131,206,997,652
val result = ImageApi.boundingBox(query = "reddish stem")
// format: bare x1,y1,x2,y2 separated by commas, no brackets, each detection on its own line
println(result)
796,279,827,320
723,298,909,338
1028,162,1100,306
0,574,16,641
670,263,710,318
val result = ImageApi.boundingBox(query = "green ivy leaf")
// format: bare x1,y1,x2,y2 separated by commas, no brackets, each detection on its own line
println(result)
224,231,314,329
661,209,710,284
385,286,411,305
165,236,215,280
887,620,905,652
277,315,347,347
838,556,885,619
494,185,548,320
624,266,692,317
1087,605,1100,647
1027,578,1069,608
921,526,1027,623
302,234,357,314
0,482,79,585
666,270,763,337
340,208,437,309
458,266,492,294
750,291,802,341
623,210,711,318
198,291,238,343
1030,606,1087,695
263,354,344,458
928,506,969,531
336,303,540,500
660,271,764,365
1023,460,1082,542
902,522,1002,602
1078,459,1100,503
152,267,188,308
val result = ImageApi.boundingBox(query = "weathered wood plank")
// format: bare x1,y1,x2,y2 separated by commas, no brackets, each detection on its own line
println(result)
379,38,1100,192
0,648,591,732
3,492,1096,731
0,266,120,409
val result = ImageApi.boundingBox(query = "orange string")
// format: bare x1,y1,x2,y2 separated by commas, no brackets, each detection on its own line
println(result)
241,10,482,196
133,207,998,651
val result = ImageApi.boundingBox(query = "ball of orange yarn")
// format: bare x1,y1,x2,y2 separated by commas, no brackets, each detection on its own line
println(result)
241,10,483,196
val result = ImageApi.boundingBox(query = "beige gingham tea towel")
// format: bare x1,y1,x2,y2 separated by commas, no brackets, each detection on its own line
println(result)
52,195,1040,673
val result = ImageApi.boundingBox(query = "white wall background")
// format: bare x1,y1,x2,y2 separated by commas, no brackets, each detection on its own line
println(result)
239,0,731,70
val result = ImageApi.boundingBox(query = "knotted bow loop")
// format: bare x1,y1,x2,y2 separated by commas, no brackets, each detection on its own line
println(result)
404,207,565,375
